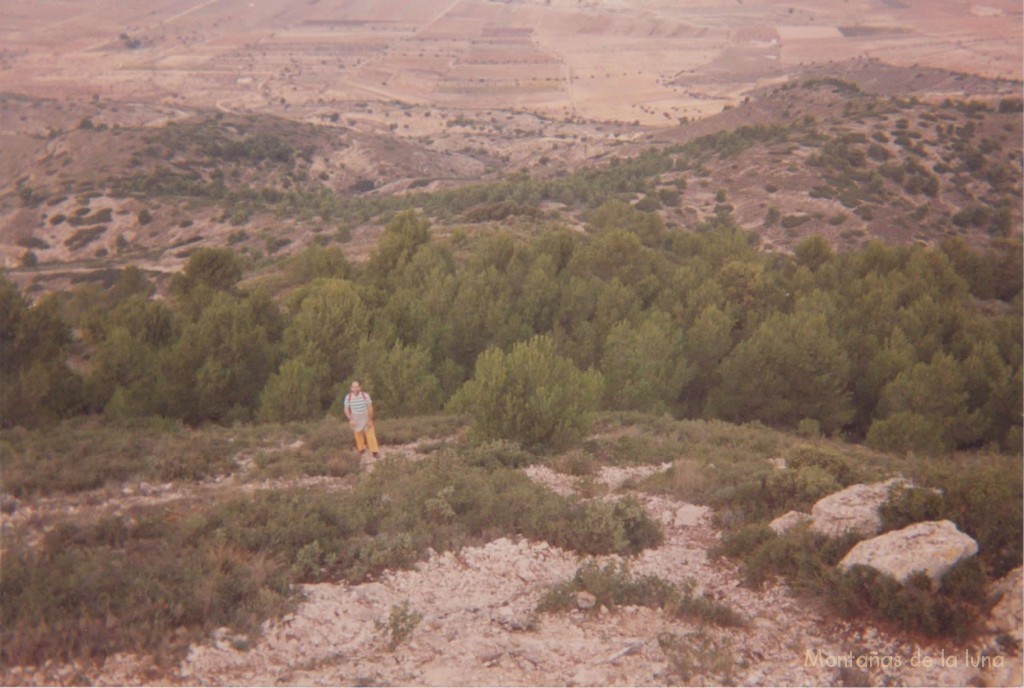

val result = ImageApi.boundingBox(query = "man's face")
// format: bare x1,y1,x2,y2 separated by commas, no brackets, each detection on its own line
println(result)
351,383,361,395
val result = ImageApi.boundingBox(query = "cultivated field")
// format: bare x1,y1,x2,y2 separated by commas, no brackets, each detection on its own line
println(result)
1,0,1020,127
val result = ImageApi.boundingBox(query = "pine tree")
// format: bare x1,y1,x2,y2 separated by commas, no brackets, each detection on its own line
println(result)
869,352,985,453
258,357,329,423
600,310,691,414
708,309,853,433
448,335,603,451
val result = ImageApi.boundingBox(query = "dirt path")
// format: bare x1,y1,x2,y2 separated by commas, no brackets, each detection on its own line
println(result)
50,458,1013,687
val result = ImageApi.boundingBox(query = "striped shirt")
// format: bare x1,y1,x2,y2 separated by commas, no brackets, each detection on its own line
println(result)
344,391,372,430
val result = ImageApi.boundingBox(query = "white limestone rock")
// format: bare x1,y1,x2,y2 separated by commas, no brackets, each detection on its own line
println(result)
811,478,904,538
838,520,978,585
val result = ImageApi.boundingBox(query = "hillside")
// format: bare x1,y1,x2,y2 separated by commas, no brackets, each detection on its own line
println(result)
1,2,1022,685
2,415,1021,686
1,65,1021,296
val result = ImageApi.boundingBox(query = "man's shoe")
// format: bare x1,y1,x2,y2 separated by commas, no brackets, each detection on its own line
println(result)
373,452,380,459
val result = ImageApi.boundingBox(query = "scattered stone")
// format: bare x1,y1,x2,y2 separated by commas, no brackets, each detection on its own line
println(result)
769,510,811,534
811,478,904,538
479,650,504,666
0,495,17,515
515,559,535,582
575,592,597,610
605,642,643,663
838,520,978,585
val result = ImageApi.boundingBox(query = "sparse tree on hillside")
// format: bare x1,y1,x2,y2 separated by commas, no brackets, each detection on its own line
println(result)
448,335,603,451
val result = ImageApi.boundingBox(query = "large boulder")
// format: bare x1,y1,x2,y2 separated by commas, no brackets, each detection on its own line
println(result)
837,520,978,586
810,478,904,538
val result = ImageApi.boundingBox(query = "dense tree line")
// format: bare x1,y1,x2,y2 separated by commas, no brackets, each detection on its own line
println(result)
2,207,1020,454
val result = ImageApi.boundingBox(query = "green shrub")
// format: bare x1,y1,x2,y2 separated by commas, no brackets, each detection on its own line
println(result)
460,439,535,469
306,416,356,453
786,445,865,486
830,562,987,639
248,438,360,482
797,418,822,437
881,455,1023,578
376,600,423,652
867,411,947,455
780,214,811,229
764,464,840,510
624,416,893,528
658,630,735,683
448,335,603,452
538,561,743,627
64,226,107,250
354,338,444,418
258,358,328,423
0,515,292,667
718,519,993,638
580,433,683,467
718,522,861,589
549,448,599,476
0,419,238,496
657,187,680,206
714,523,775,560
562,497,664,555
187,453,663,586
372,414,467,446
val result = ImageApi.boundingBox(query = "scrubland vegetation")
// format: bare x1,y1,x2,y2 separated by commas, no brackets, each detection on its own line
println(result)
2,93,1022,672
1,417,664,665
1,412,1020,667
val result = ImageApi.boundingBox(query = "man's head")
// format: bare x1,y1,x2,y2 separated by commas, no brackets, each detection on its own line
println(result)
350,381,362,395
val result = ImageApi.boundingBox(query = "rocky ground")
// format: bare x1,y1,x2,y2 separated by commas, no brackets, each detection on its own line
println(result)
5,445,1020,687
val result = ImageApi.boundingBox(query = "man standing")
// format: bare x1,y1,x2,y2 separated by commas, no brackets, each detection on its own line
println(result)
344,381,379,459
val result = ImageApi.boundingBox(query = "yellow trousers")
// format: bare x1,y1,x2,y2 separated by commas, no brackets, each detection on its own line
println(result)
353,426,379,454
